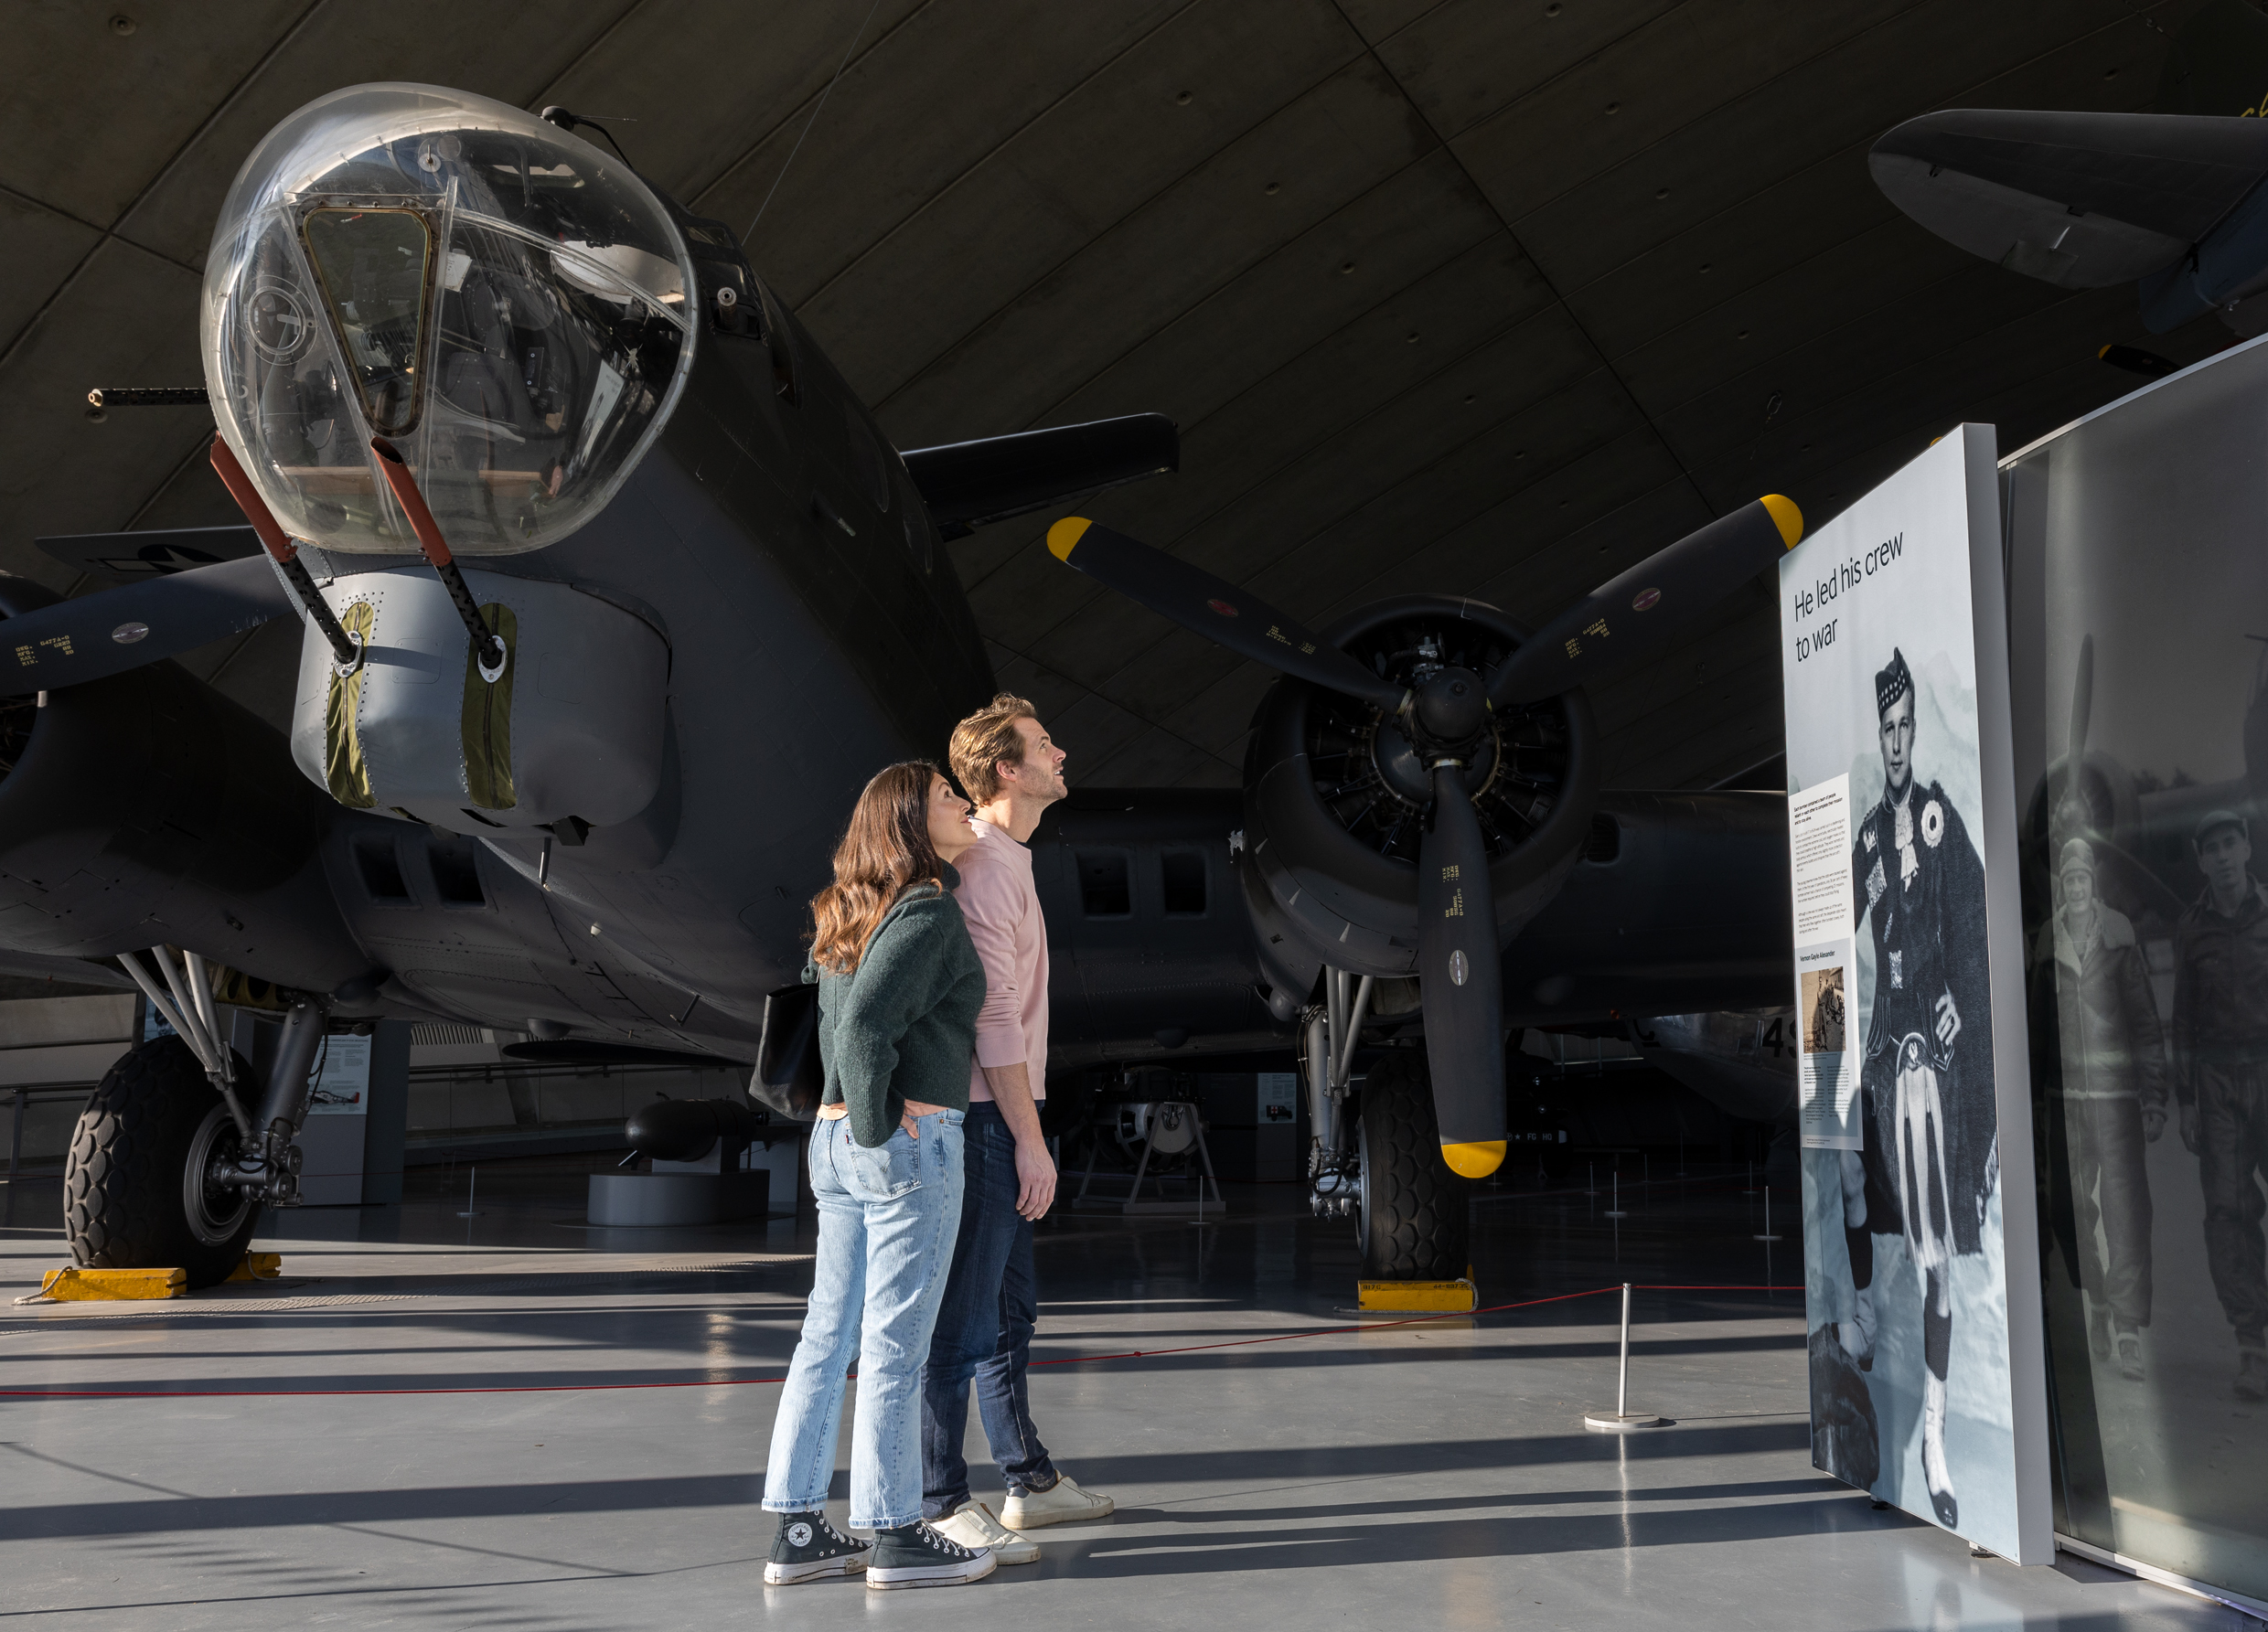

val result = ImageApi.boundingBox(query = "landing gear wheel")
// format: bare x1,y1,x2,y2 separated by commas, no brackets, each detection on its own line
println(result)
65,1036,260,1288
1356,1051,1471,1281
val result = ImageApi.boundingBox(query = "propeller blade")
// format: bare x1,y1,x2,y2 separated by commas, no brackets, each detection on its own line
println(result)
1046,517,1406,711
2053,635,2096,840
1417,765,1507,1176
1487,496,1803,708
2069,633,2094,767
0,555,293,697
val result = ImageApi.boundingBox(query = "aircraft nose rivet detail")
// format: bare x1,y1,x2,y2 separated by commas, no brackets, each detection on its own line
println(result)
112,622,149,645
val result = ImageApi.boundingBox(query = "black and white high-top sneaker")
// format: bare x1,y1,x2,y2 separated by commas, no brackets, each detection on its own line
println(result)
864,1520,995,1590
764,1510,871,1585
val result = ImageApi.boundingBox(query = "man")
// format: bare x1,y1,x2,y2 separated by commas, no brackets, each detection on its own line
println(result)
1840,648,1996,1528
2170,809,2268,1403
923,694,1115,1561
2037,837,2166,1381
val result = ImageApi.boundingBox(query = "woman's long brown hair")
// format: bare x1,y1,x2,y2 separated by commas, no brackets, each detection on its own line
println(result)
808,761,952,975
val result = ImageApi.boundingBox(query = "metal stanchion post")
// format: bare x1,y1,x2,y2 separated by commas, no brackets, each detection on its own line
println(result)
457,1166,482,1219
1583,1160,1597,1197
1584,1283,1665,1431
1605,1168,1627,1219
4,1088,22,1228
1753,1183,1782,1242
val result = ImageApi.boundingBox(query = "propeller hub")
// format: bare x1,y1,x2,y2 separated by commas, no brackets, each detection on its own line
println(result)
1370,716,1496,805
1410,667,1490,749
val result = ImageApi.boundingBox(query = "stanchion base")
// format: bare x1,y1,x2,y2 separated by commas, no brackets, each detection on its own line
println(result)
1752,1232,1783,1241
1583,1411,1666,1433
1604,1210,1629,1219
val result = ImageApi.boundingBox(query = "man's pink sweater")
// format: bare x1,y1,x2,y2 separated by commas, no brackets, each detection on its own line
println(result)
954,817,1048,1103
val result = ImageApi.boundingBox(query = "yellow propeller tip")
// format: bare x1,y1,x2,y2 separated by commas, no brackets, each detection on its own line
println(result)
1439,1140,1506,1179
1761,494,1803,549
1046,517,1092,562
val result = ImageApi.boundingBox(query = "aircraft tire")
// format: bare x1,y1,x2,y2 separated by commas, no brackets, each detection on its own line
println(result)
64,1036,261,1288
1356,1051,1471,1282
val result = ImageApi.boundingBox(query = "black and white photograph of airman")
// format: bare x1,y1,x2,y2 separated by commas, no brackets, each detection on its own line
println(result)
1833,645,2002,1530
2034,836,2166,1383
2171,809,2268,1402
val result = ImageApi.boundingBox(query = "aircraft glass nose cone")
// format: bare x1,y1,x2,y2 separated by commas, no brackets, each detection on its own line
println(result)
201,82,700,562
1412,667,1489,747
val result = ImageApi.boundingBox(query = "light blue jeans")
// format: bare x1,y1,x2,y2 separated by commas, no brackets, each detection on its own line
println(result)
764,1110,966,1529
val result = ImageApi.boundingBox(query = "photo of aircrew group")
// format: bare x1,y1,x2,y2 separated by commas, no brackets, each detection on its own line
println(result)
2038,798,2268,1407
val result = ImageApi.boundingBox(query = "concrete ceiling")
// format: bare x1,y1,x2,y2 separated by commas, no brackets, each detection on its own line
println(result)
0,0,2231,793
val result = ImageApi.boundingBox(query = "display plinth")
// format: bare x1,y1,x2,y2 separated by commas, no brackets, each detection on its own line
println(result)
586,1169,768,1227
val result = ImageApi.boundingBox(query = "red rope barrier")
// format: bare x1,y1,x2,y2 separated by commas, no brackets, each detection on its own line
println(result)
0,1282,1801,1402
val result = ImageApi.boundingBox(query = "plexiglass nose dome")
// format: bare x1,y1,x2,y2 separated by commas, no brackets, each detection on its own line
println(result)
201,83,696,555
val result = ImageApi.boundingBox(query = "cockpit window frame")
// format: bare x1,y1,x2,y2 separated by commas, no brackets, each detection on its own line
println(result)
295,196,444,440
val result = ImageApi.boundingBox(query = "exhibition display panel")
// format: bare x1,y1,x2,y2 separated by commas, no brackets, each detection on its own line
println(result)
2004,338,2268,1616
1780,426,2054,1564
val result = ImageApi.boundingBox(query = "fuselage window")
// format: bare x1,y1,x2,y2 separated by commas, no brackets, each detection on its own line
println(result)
427,837,487,906
1161,850,1207,916
1076,851,1132,918
354,836,412,902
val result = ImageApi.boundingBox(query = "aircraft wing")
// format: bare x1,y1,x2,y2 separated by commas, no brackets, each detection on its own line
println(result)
1871,110,2268,288
0,950,138,991
901,414,1177,539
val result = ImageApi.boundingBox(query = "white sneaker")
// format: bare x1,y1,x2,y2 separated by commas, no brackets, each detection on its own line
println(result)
1001,1472,1114,1530
932,1499,1039,1564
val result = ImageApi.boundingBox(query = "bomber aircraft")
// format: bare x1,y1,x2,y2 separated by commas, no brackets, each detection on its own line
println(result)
7,83,1798,1289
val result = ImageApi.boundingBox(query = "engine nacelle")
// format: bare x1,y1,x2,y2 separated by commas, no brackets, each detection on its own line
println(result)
1237,594,1601,1003
0,580,361,985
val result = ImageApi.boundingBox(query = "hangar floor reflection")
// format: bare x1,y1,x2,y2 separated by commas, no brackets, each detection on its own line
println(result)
0,1163,2239,1630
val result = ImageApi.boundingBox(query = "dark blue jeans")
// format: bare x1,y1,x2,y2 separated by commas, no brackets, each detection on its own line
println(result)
920,1103,1059,1519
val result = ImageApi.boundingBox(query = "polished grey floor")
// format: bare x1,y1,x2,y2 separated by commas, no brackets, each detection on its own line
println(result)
0,1157,2250,1630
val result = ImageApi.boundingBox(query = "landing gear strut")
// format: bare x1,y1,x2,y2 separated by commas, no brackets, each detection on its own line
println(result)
1303,967,1471,1280
67,945,329,1286
1304,967,1373,1221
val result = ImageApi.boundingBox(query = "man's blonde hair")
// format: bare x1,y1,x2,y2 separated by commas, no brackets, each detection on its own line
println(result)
950,693,1039,805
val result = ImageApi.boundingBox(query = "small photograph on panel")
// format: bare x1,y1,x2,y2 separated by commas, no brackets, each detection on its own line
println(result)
1802,965,1845,1054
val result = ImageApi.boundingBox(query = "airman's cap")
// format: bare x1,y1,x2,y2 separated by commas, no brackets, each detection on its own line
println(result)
2193,809,2249,847
1875,648,1912,719
2058,837,2096,880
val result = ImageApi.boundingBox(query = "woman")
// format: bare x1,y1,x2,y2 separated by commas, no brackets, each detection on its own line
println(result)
763,763,993,1590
